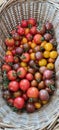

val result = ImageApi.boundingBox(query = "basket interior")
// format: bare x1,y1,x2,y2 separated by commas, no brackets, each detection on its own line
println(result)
0,0,59,130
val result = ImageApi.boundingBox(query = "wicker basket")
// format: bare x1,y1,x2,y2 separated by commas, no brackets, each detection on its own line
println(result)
0,0,59,130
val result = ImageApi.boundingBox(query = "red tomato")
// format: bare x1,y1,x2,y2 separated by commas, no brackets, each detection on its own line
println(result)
21,53,30,62
22,94,28,101
27,87,39,98
17,27,25,35
30,26,37,35
5,38,15,46
21,20,28,28
28,18,36,26
19,79,30,91
7,98,14,105
26,73,33,81
2,64,11,72
17,67,27,78
33,34,42,44
14,56,19,63
5,55,14,63
9,81,19,91
14,97,25,109
26,33,33,41
7,70,17,80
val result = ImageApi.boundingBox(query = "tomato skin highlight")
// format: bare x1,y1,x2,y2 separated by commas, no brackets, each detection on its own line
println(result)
14,97,25,109
9,81,19,92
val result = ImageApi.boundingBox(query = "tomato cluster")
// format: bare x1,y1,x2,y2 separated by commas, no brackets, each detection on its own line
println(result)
2,18,58,113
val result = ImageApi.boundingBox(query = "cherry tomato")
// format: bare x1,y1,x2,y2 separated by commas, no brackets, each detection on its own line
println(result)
27,87,39,98
14,97,25,109
9,81,19,92
5,38,15,46
30,26,37,35
33,34,43,44
21,20,28,28
17,67,27,78
12,32,20,40
2,64,11,72
7,70,17,80
7,98,14,106
28,18,36,26
26,103,35,113
26,73,33,81
4,55,14,63
21,53,30,62
39,89,49,101
17,27,25,35
19,79,30,91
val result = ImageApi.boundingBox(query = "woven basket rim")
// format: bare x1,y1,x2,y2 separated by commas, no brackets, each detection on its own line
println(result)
0,0,59,13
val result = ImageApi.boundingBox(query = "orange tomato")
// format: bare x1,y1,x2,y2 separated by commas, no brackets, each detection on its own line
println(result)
25,28,30,35
21,37,27,44
6,50,12,55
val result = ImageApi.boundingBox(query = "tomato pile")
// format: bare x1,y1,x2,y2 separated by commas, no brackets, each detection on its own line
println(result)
1,18,58,113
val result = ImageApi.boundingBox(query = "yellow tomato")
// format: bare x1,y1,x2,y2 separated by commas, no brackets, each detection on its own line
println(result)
39,59,47,66
25,28,30,35
47,63,54,70
43,51,50,58
42,101,48,105
30,53,35,60
22,37,27,44
6,50,12,55
24,67,28,71
30,42,36,49
50,51,58,59
20,62,27,67
41,41,47,47
34,102,42,109
28,41,32,46
44,43,53,51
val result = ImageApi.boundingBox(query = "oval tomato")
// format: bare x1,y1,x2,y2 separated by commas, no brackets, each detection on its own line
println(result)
27,87,39,98
7,70,17,80
19,79,30,91
14,97,25,109
9,81,19,91
17,67,27,78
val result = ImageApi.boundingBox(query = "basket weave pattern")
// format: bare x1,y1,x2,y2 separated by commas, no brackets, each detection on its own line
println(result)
0,0,59,130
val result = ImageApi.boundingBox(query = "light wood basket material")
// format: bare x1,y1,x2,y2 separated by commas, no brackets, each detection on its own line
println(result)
0,0,59,130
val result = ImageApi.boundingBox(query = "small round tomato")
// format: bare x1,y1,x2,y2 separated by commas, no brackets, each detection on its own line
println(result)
5,38,15,46
17,67,27,78
17,27,25,35
5,55,14,63
26,73,33,81
7,70,17,80
28,18,36,26
14,97,25,109
26,103,35,113
21,37,27,44
19,79,30,91
22,94,28,101
27,87,39,98
9,81,19,91
39,89,49,101
33,34,43,44
2,64,11,72
21,53,30,62
21,20,28,28
30,26,37,35
7,98,14,106
14,56,19,63
30,53,35,60
12,32,20,40
26,33,33,41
